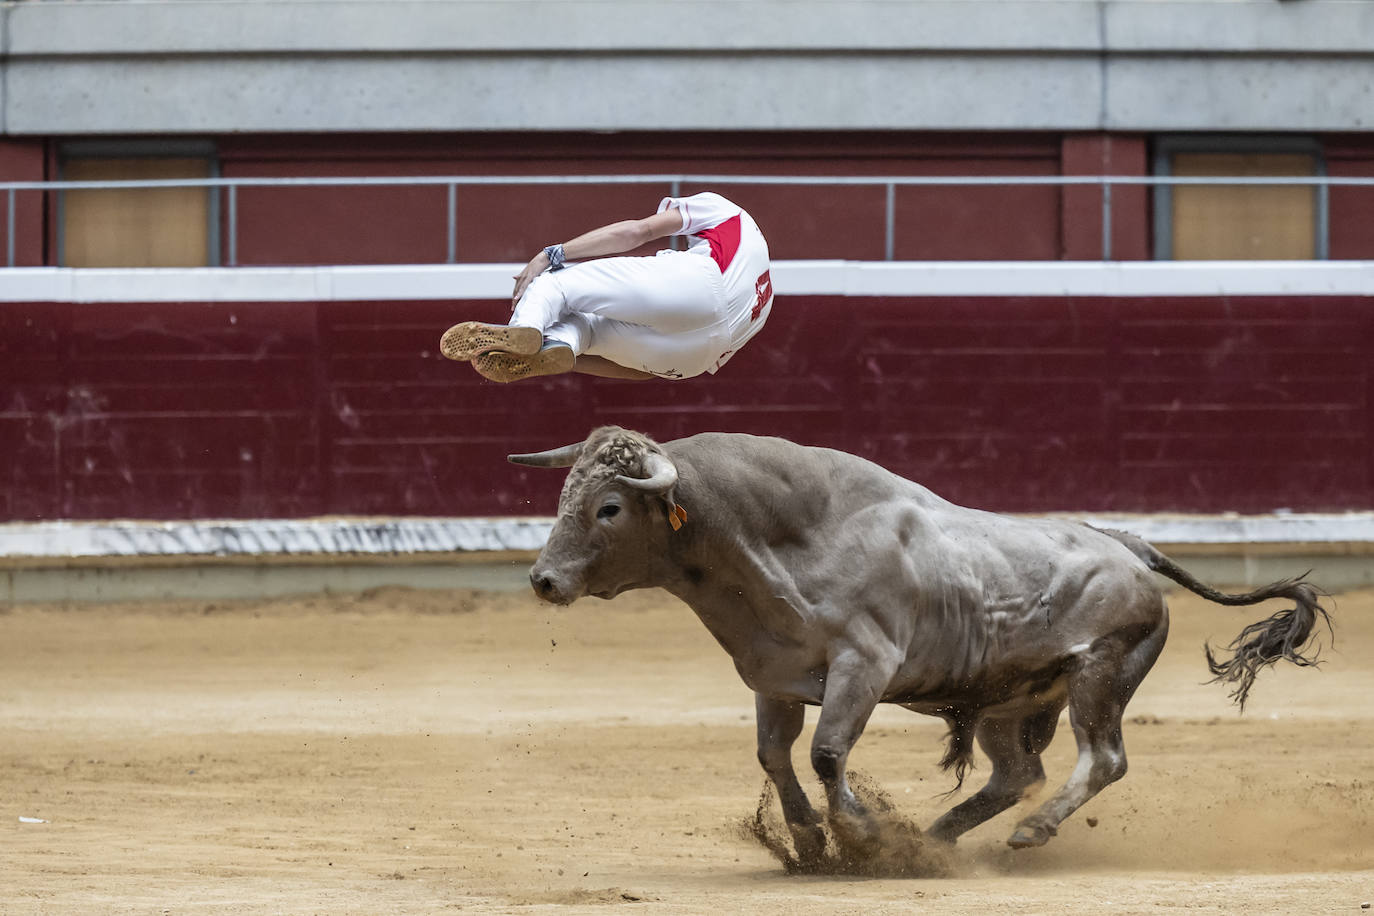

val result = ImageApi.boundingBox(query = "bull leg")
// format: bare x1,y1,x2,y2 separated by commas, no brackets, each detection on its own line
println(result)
810,649,899,856
1007,622,1167,848
755,694,826,864
926,706,1058,844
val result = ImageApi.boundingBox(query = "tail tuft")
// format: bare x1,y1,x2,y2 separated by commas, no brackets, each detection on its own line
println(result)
1096,525,1336,711
1201,579,1333,710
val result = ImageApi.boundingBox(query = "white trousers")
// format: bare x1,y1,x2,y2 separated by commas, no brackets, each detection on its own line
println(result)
510,252,730,379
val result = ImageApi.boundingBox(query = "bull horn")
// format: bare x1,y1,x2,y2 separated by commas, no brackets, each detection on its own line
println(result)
615,451,678,493
507,442,585,468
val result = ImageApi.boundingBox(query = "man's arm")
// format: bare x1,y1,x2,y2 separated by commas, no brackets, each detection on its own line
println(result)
511,207,684,306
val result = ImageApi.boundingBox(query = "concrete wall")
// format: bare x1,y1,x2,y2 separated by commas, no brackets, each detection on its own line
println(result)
6,0,1373,134
4,514,1374,601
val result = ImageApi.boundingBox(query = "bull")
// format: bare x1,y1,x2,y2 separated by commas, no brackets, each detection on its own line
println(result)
509,425,1330,860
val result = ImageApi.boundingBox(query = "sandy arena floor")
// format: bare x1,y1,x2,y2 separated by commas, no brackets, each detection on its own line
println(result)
1,581,1371,914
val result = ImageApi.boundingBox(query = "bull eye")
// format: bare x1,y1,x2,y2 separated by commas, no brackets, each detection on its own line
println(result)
596,503,621,520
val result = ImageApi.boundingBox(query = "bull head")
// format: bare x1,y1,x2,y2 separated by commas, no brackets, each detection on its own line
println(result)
509,426,682,604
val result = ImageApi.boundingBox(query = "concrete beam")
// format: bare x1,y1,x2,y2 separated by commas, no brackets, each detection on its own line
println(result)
9,1,1107,55
1107,55,1374,131
5,0,1372,134
13,1,1372,56
5,54,1106,133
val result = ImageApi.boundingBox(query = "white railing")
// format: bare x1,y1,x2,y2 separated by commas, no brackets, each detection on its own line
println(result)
11,173,1374,267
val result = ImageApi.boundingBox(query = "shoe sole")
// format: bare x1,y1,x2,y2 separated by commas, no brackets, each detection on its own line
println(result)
472,346,576,383
439,322,542,362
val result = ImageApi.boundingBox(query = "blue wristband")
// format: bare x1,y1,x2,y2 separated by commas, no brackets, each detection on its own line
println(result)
543,244,566,271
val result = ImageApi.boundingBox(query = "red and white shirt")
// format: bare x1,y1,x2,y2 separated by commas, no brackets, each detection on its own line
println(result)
658,192,774,372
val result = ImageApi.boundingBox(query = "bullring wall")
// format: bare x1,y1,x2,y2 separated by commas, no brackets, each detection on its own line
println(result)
3,263,1371,522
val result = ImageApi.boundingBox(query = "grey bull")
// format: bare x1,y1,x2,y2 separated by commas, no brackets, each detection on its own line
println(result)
510,426,1330,860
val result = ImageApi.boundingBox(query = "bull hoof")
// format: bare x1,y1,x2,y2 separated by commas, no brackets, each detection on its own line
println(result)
1007,822,1056,849
926,830,958,847
924,819,960,846
829,812,882,861
789,824,827,866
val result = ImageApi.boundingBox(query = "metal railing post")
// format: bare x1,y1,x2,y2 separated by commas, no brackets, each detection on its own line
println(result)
670,179,684,250
227,184,238,267
885,182,895,261
1101,179,1112,262
446,183,457,264
1315,176,1330,260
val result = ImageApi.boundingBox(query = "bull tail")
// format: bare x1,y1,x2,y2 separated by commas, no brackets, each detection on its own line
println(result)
1096,526,1333,710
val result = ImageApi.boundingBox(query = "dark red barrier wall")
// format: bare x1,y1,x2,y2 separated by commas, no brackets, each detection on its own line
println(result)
2,295,1370,521
0,140,48,267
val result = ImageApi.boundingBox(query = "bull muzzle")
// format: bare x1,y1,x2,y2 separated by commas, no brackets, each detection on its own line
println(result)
529,565,576,605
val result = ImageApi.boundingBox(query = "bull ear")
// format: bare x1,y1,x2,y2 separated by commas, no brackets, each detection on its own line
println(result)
508,442,585,468
615,451,678,493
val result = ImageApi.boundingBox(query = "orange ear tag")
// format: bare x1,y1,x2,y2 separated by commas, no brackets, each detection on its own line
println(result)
668,504,688,531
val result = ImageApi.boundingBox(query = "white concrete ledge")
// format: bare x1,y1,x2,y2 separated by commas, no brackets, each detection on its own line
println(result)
3,513,1373,567
3,261,1372,304
1067,513,1374,549
775,261,1374,298
0,517,554,566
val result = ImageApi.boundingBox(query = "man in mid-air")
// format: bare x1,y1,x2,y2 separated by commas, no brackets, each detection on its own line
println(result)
440,191,773,382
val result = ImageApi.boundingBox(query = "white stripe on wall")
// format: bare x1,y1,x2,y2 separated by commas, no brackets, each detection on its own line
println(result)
3,513,1373,564
3,261,1372,303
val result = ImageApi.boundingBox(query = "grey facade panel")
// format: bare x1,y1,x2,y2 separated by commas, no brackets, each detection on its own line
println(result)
8,55,1105,133
6,0,1372,134
1106,56,1374,131
6,1,1107,55
1103,0,1374,53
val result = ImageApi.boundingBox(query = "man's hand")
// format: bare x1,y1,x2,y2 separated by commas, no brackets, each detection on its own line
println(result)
509,208,682,309
512,250,552,309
